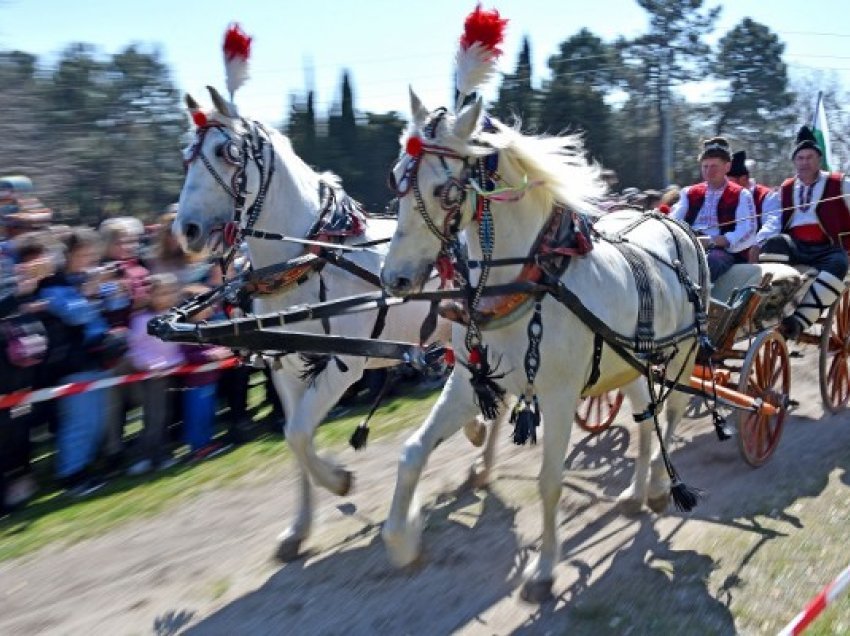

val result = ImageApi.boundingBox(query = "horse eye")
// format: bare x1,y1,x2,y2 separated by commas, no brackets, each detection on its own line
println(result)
216,141,241,164
433,184,444,198
387,170,398,191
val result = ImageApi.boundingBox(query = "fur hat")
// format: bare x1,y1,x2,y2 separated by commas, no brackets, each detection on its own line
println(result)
727,150,749,177
792,125,823,160
698,137,731,162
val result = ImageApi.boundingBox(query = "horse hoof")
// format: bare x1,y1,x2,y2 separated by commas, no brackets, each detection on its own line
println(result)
382,525,422,568
464,420,486,447
647,494,669,514
274,535,303,562
520,579,554,603
332,468,354,496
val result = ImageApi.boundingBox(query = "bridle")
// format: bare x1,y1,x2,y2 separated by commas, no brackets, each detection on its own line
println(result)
184,118,276,271
389,109,476,252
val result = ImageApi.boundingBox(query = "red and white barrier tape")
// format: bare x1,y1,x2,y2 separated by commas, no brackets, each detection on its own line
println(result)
778,563,850,635
0,357,241,410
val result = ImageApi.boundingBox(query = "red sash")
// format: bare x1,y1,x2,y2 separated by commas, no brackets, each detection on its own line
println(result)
789,224,829,244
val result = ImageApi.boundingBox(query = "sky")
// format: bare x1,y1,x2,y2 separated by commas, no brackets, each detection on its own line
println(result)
1,0,848,125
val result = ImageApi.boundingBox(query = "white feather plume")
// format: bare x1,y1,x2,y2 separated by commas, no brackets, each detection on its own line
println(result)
225,57,250,96
455,41,499,99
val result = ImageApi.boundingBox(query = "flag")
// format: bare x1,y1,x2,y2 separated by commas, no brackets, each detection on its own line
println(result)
812,92,833,171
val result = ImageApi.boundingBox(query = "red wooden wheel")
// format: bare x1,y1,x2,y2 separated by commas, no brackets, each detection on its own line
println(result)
819,287,850,412
576,390,624,434
736,330,790,467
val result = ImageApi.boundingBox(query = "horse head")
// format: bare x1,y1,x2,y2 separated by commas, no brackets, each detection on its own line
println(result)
381,89,487,296
175,86,269,255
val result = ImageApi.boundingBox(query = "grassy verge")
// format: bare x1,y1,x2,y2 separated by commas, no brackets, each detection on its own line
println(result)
0,383,441,562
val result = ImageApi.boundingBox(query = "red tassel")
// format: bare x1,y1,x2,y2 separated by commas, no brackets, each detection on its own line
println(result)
191,111,208,127
468,347,481,365
406,136,423,158
658,204,671,214
223,221,238,246
435,254,455,287
443,347,456,366
223,23,252,61
460,5,508,54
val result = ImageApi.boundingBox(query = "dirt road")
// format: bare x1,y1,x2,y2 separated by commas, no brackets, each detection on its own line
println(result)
2,354,849,635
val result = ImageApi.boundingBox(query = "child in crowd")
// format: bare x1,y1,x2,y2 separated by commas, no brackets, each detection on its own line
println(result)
126,273,184,475
38,228,112,496
179,284,233,461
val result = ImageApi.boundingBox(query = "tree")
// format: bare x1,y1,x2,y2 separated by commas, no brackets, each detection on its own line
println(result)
620,0,721,186
35,44,185,224
491,37,537,129
538,29,620,163
715,18,792,134
286,90,318,167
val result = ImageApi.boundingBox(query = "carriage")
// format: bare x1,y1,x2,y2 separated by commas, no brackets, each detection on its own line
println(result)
159,12,850,602
576,257,850,466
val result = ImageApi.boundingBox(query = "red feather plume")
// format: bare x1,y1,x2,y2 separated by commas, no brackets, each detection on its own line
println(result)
460,5,507,55
223,23,252,61
455,5,508,108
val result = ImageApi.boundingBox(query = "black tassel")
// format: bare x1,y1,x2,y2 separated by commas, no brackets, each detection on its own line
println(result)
510,396,540,445
712,412,733,441
670,479,703,513
349,424,369,450
334,356,349,373
462,346,506,420
299,354,330,384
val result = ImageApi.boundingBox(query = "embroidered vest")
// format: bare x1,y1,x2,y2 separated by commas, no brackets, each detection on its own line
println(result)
752,183,772,228
685,181,743,234
780,173,850,249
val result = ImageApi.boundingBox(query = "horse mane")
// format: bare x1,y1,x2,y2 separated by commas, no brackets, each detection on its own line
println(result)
409,112,608,217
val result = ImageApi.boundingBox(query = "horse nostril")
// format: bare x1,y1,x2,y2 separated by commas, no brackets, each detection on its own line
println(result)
184,222,201,243
395,277,412,292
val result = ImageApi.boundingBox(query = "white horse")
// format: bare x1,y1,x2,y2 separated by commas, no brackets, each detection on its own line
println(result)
173,87,501,559
380,91,709,601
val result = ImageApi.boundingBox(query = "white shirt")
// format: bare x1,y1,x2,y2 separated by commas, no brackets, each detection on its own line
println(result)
756,171,850,245
671,180,757,253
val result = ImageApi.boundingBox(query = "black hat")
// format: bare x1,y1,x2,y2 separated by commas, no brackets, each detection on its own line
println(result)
698,137,731,162
728,150,748,177
791,125,823,160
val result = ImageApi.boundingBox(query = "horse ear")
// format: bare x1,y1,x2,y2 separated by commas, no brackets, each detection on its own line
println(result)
185,93,200,111
454,97,482,140
409,87,429,125
207,85,234,117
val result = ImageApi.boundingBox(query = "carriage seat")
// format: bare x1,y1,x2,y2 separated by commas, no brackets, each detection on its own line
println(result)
710,264,762,304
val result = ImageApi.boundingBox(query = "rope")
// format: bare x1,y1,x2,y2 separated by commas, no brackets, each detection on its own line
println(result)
0,358,241,410
696,192,850,232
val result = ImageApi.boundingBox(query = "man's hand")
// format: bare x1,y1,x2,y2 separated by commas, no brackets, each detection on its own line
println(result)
712,235,730,249
748,245,761,263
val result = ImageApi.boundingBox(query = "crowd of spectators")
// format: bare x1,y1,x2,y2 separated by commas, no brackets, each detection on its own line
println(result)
0,176,283,513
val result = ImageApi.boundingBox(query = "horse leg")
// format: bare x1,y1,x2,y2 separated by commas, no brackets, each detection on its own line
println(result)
269,367,313,561
383,371,479,568
284,357,366,497
469,401,511,489
645,347,696,513
616,379,654,516
522,387,579,603
272,357,365,560
647,386,691,513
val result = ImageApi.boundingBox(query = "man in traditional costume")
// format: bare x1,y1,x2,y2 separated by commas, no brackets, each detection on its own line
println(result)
757,125,850,340
727,150,776,231
671,137,757,281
